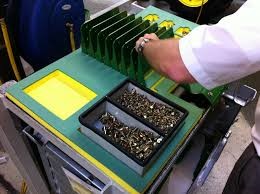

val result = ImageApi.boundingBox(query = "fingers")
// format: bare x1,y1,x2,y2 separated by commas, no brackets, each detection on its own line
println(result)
135,37,144,52
144,33,159,40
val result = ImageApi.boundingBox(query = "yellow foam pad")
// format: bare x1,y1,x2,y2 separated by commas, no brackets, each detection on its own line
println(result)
24,70,97,120
159,20,175,29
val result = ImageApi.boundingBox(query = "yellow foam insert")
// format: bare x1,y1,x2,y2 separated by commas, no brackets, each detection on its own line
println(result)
24,70,97,120
143,14,159,22
159,20,175,29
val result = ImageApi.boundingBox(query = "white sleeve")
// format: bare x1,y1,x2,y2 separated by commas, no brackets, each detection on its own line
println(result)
179,0,260,89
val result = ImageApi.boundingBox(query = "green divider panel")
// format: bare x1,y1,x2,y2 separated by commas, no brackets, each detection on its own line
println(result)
104,17,143,67
111,20,150,71
121,23,158,78
81,8,119,54
96,14,135,62
88,11,128,57
155,26,167,36
159,27,174,39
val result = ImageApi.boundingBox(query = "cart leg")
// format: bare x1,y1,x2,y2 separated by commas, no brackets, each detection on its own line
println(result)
0,94,49,194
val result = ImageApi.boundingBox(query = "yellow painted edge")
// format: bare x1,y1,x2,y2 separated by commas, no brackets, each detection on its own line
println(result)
167,83,179,94
144,70,154,80
150,77,165,92
6,93,139,194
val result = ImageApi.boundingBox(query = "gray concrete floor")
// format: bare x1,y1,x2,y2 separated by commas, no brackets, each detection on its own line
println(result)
193,112,252,194
0,151,23,194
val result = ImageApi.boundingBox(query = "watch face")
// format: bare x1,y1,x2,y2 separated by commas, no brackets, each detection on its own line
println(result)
138,39,147,54
144,38,150,43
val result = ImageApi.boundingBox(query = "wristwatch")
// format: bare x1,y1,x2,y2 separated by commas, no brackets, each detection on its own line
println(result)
137,38,150,54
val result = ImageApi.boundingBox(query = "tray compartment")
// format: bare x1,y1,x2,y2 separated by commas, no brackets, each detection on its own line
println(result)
108,80,188,136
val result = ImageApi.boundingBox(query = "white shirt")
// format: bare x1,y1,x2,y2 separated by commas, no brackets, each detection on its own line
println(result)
179,0,260,155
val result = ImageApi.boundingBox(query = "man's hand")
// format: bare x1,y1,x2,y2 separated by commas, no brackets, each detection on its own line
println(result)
135,33,196,83
135,33,159,54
